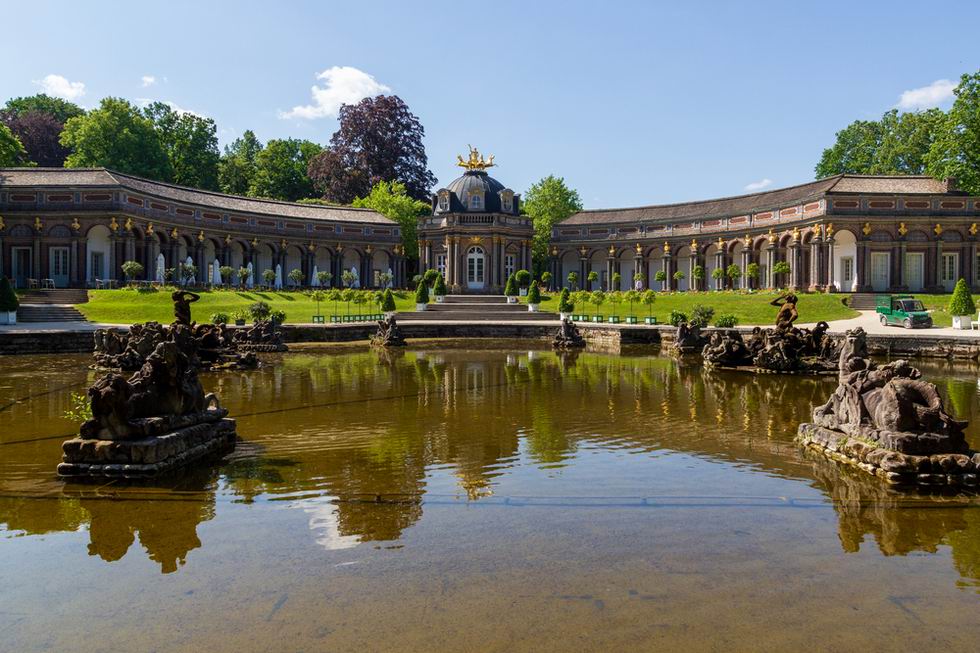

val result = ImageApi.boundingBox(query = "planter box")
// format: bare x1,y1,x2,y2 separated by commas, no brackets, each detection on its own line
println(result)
560,312,572,321
506,296,519,304
234,319,246,326
591,315,604,323
435,295,445,303
312,315,325,324
625,316,638,324
608,316,621,324
528,304,539,313
644,316,658,325
952,315,972,330
519,288,528,297
0,310,16,325
330,316,340,323
416,303,428,311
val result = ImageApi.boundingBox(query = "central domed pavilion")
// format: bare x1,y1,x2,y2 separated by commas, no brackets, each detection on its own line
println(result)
417,147,533,293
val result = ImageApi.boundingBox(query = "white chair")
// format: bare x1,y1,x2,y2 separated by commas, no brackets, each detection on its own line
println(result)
972,310,980,330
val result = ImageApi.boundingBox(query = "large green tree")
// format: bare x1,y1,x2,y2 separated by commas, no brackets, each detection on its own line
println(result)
0,122,30,166
218,130,262,195
352,180,429,259
926,71,980,195
60,97,171,180
814,119,883,178
143,102,220,190
3,94,84,124
522,175,583,271
250,138,321,201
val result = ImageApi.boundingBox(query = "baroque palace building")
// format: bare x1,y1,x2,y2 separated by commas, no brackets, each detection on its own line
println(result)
546,175,980,294
0,168,408,289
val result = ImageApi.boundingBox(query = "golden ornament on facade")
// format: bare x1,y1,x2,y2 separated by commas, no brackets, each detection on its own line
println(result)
124,218,133,232
933,223,943,237
280,239,288,249
336,243,344,252
0,216,5,231
971,223,978,236
198,230,205,242
743,234,751,247
791,227,800,242
811,223,821,236
307,240,315,252
663,241,671,254
862,222,872,236
691,239,698,251
717,237,725,249
71,217,81,232
109,216,119,232
365,245,373,254
251,237,258,247
608,245,616,256
579,245,587,256
635,243,642,255
455,145,495,170
34,217,44,232
551,246,559,256
145,222,153,235
825,223,835,237
767,229,776,244
898,222,908,237
171,228,179,239
469,236,482,245
225,234,232,244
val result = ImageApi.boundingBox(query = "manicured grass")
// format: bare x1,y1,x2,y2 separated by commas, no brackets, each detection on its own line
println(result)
549,290,859,326
917,294,956,327
78,288,416,324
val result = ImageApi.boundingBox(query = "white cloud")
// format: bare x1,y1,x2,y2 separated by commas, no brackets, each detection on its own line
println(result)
279,66,390,120
896,79,956,110
744,178,773,192
141,75,157,88
32,74,86,100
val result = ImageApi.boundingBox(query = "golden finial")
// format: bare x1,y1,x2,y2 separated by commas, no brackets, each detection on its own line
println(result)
71,217,81,232
124,217,133,232
578,245,587,256
551,246,559,256
307,240,315,252
717,237,725,249
336,243,344,253
898,222,908,237
251,237,258,247
34,216,43,232
146,221,153,235
791,227,800,242
767,229,776,244
366,245,374,253
933,223,943,237
862,222,872,236
197,230,205,242
280,239,288,249
970,223,978,236
171,227,179,239
109,216,119,232
225,234,232,245
634,242,642,255
455,145,495,171
743,233,751,246
826,223,834,237
663,241,671,254
608,244,616,256
811,223,821,236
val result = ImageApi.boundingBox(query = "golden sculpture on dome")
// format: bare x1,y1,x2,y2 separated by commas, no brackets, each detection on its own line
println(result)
456,145,495,170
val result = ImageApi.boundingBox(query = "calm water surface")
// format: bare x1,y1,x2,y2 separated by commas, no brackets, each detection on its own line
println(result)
2,342,980,652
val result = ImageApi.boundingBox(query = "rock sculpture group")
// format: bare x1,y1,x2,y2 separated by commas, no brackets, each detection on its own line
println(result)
798,327,978,486
371,315,407,348
553,319,586,350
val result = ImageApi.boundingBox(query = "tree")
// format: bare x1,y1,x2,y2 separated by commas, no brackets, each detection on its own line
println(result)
692,264,705,290
342,269,356,287
504,273,518,297
641,289,656,318
527,280,541,305
219,130,263,195
316,270,333,287
815,119,883,178
611,272,622,289
926,71,980,195
287,268,304,287
541,271,552,288
567,271,579,290
624,289,640,317
0,111,70,166
262,269,276,286
219,266,234,285
0,123,29,166
352,180,428,259
746,262,760,283
414,279,429,305
307,95,436,203
121,260,144,283
522,175,583,272
381,288,397,313
711,267,725,286
948,278,976,316
515,269,532,289
4,94,84,124
0,275,20,312
772,260,791,285
432,272,448,297
237,266,250,288
144,102,220,190
589,290,606,317
558,288,573,314
726,264,741,288
654,269,667,289
587,270,599,290
60,97,171,180
251,138,322,201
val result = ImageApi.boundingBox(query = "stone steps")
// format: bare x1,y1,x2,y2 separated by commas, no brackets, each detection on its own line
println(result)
17,289,90,304
16,304,87,322
848,293,879,310
426,302,531,313
441,295,512,304
394,310,557,322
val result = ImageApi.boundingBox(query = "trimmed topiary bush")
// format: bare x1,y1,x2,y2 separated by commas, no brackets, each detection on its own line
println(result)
715,314,738,328
0,276,19,312
515,269,532,288
668,310,687,327
558,288,573,314
948,278,976,316
423,269,439,285
527,280,541,304
269,309,286,324
433,272,448,296
415,279,430,304
504,274,518,297
381,288,396,313
248,301,271,321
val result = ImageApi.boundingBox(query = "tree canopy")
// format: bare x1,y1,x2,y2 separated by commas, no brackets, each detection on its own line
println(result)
0,123,30,166
352,180,429,258
522,175,583,271
307,95,436,204
250,138,321,201
925,71,980,195
218,129,262,195
60,97,171,180
143,102,220,190
3,94,84,124
1,110,71,166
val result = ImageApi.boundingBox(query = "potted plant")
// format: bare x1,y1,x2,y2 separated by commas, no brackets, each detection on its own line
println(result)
633,271,645,290
353,290,369,320
210,312,229,325
655,269,667,291
309,289,326,323
641,289,657,324
180,262,197,287
607,290,622,323
316,270,333,288
948,278,976,330
121,260,144,286
673,270,686,290
237,266,250,289
726,264,741,290
262,269,276,288
772,261,791,288
381,288,397,317
423,269,439,287
624,289,640,324
567,271,579,291
219,266,234,287
572,290,589,320
611,272,622,291
692,264,705,291
287,268,304,289
341,288,355,321
232,309,247,326
504,274,519,303
527,280,542,312
710,266,725,290
328,288,342,322
587,270,599,291
248,301,271,322
433,272,448,303
590,290,605,322
746,263,760,290
557,288,574,320
715,314,738,328
269,309,286,325
415,279,429,311
515,269,532,296
0,276,19,324
541,271,552,290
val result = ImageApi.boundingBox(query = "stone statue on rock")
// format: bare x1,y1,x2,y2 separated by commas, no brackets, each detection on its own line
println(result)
553,318,585,350
371,315,407,347
702,330,754,367
672,322,708,354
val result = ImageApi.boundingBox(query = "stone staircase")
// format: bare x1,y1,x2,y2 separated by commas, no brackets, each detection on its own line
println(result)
16,289,89,323
847,293,879,310
395,295,558,322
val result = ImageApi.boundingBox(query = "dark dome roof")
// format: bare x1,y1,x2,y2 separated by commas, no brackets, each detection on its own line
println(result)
445,170,506,197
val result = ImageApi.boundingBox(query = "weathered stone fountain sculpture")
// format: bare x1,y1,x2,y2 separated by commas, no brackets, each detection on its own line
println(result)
553,318,585,350
797,327,978,486
59,340,237,478
672,322,708,354
371,315,407,347
230,319,288,352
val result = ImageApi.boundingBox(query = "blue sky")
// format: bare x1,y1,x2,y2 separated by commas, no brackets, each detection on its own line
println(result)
3,0,978,208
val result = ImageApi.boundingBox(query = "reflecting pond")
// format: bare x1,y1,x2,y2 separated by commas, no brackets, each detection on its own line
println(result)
2,343,980,651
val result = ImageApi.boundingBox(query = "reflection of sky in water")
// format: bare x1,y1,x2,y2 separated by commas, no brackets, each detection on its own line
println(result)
295,497,360,551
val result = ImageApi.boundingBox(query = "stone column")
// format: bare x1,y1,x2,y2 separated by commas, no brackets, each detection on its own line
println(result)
741,249,751,290
606,256,614,290
663,256,673,291
825,238,834,290
579,256,587,290
898,241,907,289
634,255,644,289
808,239,820,290
765,247,775,289
715,250,725,290
970,243,978,290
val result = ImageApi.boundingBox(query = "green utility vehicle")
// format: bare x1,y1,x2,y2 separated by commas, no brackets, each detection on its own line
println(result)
876,295,932,329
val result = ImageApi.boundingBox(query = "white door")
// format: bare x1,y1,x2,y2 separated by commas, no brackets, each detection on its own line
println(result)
49,247,70,287
12,247,32,288
840,257,855,291
466,247,485,290
941,252,959,292
870,252,890,292
905,252,924,292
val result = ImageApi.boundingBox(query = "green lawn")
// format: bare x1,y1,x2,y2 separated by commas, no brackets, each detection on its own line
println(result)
78,288,417,324
916,294,957,327
541,290,859,326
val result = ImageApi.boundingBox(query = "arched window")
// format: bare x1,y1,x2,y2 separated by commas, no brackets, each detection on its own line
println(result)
466,246,485,288
469,193,482,210
438,192,449,211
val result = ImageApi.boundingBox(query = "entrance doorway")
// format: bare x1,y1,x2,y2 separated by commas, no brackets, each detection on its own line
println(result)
905,252,924,292
940,252,959,292
466,246,485,290
50,247,70,287
12,247,32,288
870,252,890,291
90,251,105,283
